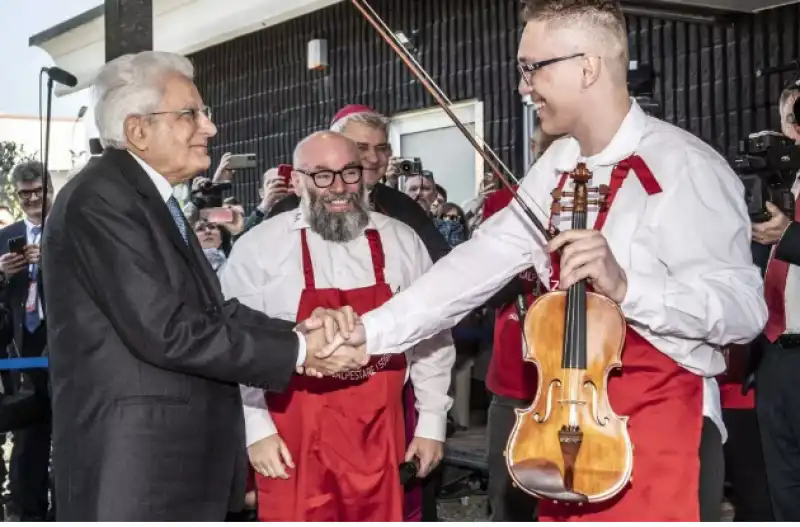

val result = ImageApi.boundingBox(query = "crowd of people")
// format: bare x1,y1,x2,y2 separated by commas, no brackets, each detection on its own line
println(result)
1,0,799,522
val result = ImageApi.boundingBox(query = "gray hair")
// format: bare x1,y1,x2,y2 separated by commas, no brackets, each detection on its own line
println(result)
780,88,799,124
93,51,195,149
330,111,390,136
10,160,51,188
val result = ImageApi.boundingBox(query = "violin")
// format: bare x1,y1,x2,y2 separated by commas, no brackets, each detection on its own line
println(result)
348,0,633,503
505,163,633,504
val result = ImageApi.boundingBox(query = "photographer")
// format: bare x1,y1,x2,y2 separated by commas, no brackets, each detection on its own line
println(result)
751,87,800,521
186,152,246,249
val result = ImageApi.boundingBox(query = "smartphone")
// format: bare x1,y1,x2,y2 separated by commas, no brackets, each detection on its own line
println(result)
399,458,420,486
200,207,235,224
278,164,293,189
7,236,26,255
227,153,257,171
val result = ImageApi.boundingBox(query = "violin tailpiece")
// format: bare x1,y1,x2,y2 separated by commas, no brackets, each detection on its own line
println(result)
559,425,584,491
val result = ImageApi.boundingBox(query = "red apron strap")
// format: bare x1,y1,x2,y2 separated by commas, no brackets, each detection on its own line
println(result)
365,229,387,284
300,229,316,289
593,154,663,231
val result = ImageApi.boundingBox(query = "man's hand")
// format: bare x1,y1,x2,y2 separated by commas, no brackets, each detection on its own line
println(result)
405,437,444,478
261,168,289,211
752,202,792,246
212,152,235,183
300,327,368,376
548,229,627,303
248,434,294,479
191,176,212,194
24,244,40,266
0,252,27,276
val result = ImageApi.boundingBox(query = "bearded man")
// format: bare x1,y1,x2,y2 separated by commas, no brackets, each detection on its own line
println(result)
314,0,767,521
220,131,455,522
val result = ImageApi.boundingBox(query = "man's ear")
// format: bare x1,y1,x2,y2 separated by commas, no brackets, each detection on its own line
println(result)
581,55,602,89
125,116,148,151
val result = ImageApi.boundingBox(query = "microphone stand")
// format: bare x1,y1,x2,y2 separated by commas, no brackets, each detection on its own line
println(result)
37,75,55,330
41,75,54,226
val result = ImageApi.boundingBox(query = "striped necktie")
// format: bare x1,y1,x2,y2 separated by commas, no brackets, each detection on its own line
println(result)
166,196,189,244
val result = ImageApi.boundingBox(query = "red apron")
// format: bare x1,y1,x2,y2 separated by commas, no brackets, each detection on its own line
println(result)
255,229,409,522
539,156,705,521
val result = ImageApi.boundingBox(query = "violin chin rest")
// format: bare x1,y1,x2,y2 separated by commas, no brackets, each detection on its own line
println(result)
509,459,589,504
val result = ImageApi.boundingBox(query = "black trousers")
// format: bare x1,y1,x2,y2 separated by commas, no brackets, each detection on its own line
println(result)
756,343,800,521
722,408,774,521
8,326,51,521
486,394,538,521
487,393,723,521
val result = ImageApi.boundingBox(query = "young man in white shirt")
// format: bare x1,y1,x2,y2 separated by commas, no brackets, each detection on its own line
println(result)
312,0,767,521
221,131,454,522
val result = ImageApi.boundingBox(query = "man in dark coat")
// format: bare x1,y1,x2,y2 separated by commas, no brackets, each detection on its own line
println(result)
41,50,367,521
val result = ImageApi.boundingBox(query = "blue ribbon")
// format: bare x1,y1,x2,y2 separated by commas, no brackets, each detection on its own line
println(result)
0,357,49,370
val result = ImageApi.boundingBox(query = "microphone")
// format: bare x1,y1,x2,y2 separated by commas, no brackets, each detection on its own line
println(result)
755,60,800,79
41,66,78,88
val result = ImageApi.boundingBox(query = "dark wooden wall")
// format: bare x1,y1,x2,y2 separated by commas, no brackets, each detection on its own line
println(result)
190,0,800,210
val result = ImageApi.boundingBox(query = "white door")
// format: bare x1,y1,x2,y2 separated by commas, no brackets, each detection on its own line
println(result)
389,101,484,208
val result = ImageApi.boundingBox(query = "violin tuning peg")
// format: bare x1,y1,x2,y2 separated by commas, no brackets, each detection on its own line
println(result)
551,202,562,214
597,184,610,195
551,188,562,200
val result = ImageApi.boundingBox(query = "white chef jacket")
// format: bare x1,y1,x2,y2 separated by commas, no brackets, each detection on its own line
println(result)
220,209,455,447
360,100,768,442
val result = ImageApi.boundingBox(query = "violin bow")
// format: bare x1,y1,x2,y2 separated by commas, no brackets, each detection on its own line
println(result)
349,0,557,241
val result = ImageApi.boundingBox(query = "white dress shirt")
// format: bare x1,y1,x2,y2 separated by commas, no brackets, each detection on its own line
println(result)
220,210,455,447
360,100,768,441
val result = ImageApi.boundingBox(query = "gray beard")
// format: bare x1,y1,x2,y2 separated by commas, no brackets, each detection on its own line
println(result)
300,185,370,242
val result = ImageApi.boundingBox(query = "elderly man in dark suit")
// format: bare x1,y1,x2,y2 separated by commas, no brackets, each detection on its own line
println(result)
0,160,54,521
41,50,367,521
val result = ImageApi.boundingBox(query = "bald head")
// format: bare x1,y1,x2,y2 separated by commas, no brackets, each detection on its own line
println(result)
293,131,370,243
293,131,360,171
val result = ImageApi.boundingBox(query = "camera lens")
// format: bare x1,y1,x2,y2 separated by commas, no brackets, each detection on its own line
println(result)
400,161,412,172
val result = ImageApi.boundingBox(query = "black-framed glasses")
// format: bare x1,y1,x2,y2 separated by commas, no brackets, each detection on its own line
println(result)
146,107,212,122
16,187,44,200
295,166,363,188
517,53,585,86
194,222,219,233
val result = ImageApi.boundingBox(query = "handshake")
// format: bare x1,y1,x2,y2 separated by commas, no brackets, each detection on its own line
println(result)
294,306,368,377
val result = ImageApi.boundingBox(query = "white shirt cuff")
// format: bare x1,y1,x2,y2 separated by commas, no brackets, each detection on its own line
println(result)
413,410,448,442
293,329,307,367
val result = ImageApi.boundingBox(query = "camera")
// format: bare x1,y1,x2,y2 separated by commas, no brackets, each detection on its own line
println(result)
192,180,232,210
393,157,423,176
732,131,800,223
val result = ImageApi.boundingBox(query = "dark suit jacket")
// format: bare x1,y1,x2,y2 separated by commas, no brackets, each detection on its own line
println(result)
265,184,452,263
0,222,50,426
0,221,45,358
42,149,300,521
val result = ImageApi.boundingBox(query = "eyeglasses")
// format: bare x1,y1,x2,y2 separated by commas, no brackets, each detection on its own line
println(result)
146,107,213,122
517,53,585,86
16,187,45,200
194,222,219,233
295,166,363,188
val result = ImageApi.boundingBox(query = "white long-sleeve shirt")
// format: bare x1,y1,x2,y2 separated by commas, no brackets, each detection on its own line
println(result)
360,100,768,441
220,210,455,447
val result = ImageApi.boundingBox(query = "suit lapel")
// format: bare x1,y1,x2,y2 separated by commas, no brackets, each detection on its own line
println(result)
104,149,195,263
104,149,223,306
